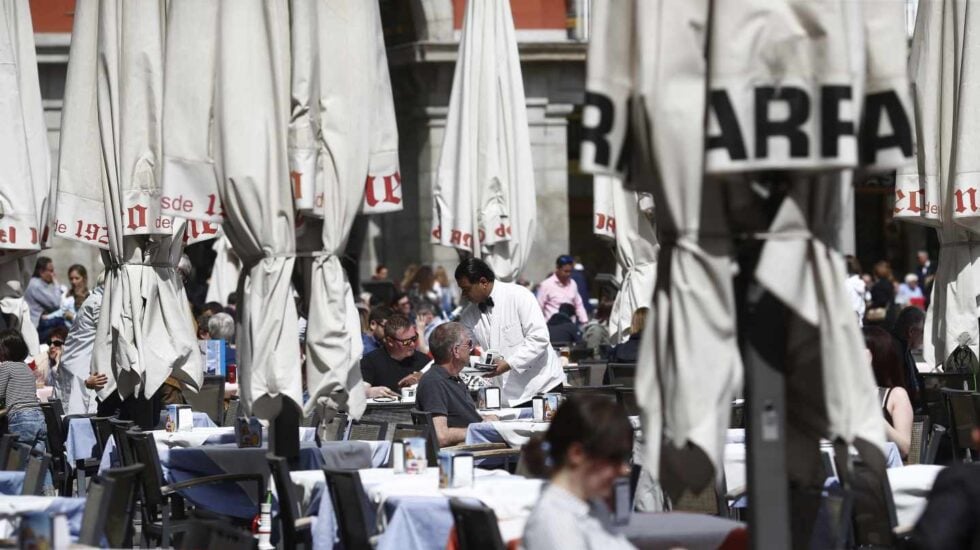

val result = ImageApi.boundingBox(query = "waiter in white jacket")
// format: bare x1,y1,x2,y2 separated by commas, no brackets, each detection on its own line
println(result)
455,258,566,407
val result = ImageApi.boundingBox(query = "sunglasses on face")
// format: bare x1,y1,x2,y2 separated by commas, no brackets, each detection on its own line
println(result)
390,335,418,346
50,340,64,347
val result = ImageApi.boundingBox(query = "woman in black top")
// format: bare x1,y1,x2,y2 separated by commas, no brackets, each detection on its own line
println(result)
863,326,913,459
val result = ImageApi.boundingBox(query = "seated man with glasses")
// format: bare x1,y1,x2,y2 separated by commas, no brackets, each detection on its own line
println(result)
416,322,498,446
360,314,430,399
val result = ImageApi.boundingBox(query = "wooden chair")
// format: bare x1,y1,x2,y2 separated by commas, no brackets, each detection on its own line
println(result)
102,464,144,548
128,431,265,547
323,469,375,548
347,420,388,441
449,497,507,550
21,451,50,495
267,455,313,550
77,476,114,546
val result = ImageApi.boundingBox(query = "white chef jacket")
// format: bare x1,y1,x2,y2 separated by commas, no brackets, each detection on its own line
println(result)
459,281,566,406
58,286,103,415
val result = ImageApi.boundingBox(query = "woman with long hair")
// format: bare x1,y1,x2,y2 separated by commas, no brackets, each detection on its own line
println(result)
0,330,46,453
434,265,455,315
62,264,89,324
863,326,913,458
523,395,636,549
408,265,442,316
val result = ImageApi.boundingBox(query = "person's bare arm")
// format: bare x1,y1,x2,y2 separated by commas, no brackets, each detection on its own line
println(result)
432,415,468,447
363,381,398,399
886,386,913,458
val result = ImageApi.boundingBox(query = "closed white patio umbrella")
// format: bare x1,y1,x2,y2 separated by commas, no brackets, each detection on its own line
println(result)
895,0,980,368
57,0,202,409
289,0,400,418
431,0,536,282
161,0,301,420
204,233,240,307
0,1,52,355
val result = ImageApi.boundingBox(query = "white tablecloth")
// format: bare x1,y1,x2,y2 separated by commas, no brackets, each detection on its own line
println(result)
887,465,944,529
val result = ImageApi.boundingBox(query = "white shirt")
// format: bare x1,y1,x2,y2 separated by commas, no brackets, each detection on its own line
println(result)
522,484,636,550
845,274,866,324
459,281,566,406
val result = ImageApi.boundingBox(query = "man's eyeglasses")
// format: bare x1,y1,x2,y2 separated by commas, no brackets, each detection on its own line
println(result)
454,339,474,352
389,334,418,346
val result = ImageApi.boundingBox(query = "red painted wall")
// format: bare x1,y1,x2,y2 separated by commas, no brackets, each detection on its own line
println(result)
453,0,566,29
29,0,76,33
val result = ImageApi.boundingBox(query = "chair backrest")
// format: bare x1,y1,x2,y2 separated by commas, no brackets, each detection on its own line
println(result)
320,413,349,442
670,481,727,517
186,375,226,425
361,403,414,439
448,497,507,550
0,434,18,470
222,397,240,427
347,420,388,441
267,454,309,549
941,388,978,458
606,363,637,388
561,385,619,403
907,415,930,465
178,519,257,549
730,402,745,429
47,398,65,418
78,476,114,546
323,469,372,549
102,463,143,548
923,424,946,465
615,388,639,417
390,423,439,467
127,431,167,519
90,417,115,456
407,413,439,465
39,404,65,455
847,457,898,547
109,419,137,467
514,433,549,479
562,366,589,387
22,452,50,495
6,443,29,471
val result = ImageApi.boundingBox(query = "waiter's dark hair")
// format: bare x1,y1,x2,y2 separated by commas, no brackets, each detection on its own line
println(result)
454,258,495,283
0,330,29,362
524,395,633,476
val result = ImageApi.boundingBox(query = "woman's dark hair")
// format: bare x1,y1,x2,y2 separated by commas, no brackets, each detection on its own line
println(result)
410,265,436,293
454,258,496,283
32,256,52,278
537,394,633,472
47,326,68,344
67,264,87,281
0,330,29,362
863,326,906,388
845,255,862,276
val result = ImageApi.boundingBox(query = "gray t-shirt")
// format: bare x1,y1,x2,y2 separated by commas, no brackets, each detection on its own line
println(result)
0,362,40,414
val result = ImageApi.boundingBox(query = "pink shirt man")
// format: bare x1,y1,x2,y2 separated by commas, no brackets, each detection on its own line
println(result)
537,273,588,324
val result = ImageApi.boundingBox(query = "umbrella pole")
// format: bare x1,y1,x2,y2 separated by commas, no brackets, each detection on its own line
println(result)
269,397,301,464
735,250,792,549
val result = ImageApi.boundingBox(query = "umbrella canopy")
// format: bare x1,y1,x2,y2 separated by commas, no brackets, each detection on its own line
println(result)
289,0,399,418
895,0,980,367
56,0,202,401
430,0,536,282
161,0,301,419
584,0,909,495
592,175,658,344
0,0,52,354
204,233,240,307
